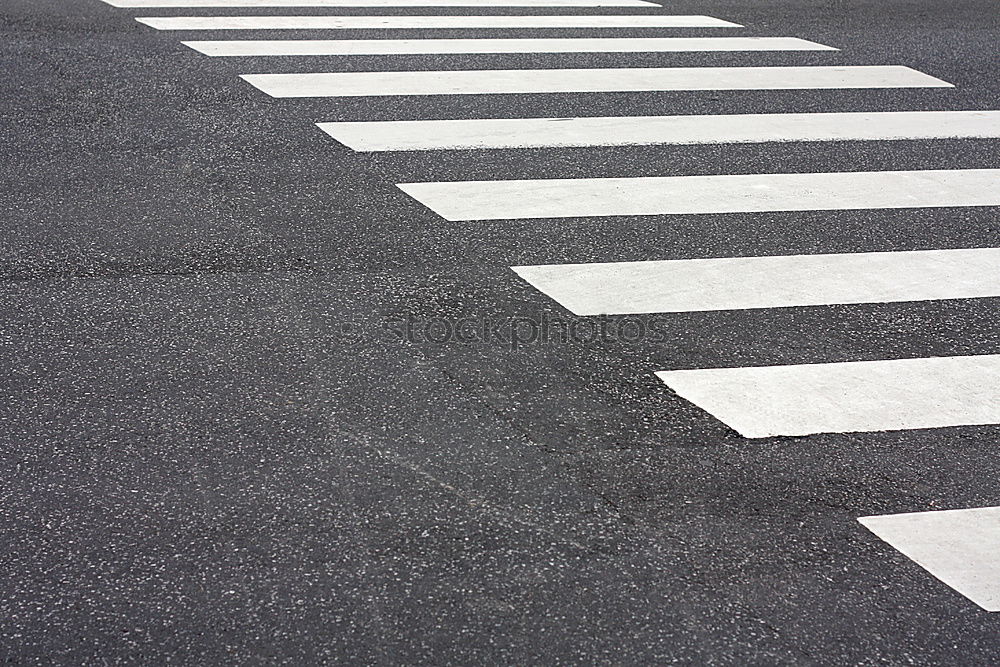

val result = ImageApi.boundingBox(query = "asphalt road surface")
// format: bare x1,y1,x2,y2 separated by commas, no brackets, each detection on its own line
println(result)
3,0,1000,663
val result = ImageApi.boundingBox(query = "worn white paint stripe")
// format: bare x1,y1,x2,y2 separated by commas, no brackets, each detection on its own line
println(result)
139,15,736,30
241,66,951,99
398,168,1000,221
860,507,1000,611
656,355,1000,438
319,110,1000,152
186,37,830,57
511,248,1000,316
113,0,659,7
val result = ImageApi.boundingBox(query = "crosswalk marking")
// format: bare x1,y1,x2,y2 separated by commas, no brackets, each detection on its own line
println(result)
318,110,1000,151
111,0,659,7
96,0,1000,611
398,168,1000,221
241,65,951,99
138,15,738,30
859,507,1000,611
511,247,1000,315
656,355,1000,438
104,0,1000,454
186,37,833,57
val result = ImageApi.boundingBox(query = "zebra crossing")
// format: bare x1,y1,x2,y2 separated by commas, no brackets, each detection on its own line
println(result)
317,110,1000,151
859,507,1000,612
110,0,660,7
138,15,738,29
99,0,1000,611
398,169,1000,220
512,248,1000,315
184,37,834,56
656,355,1000,438
240,66,949,97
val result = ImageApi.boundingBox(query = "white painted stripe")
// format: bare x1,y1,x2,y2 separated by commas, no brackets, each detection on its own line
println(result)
139,15,736,30
860,507,1000,611
319,110,1000,152
186,37,830,57
241,66,951,99
511,248,1000,315
112,0,659,7
398,168,1000,221
656,355,1000,438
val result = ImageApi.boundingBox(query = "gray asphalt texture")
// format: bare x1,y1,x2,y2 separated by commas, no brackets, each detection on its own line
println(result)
2,0,1000,663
